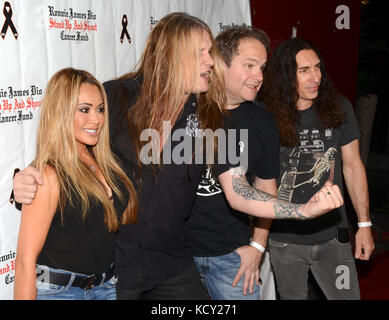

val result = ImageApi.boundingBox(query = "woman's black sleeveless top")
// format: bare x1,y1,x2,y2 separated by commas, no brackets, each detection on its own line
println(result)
37,180,128,274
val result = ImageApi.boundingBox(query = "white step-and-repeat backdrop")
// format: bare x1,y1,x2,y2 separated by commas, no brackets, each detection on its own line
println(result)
0,0,251,299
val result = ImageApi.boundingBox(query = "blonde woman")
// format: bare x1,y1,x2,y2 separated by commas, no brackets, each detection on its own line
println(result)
14,13,343,300
14,68,138,300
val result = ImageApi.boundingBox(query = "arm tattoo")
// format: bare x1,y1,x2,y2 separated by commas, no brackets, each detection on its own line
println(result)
232,174,274,202
274,202,307,220
231,167,308,220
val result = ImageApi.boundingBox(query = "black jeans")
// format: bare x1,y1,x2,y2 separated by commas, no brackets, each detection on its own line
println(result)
116,263,208,300
268,238,360,300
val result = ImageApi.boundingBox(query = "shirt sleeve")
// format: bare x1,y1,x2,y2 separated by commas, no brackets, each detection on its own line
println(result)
103,78,140,142
339,97,361,146
103,79,122,141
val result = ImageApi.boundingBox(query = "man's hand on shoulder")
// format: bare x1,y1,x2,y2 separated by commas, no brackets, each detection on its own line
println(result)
13,166,43,204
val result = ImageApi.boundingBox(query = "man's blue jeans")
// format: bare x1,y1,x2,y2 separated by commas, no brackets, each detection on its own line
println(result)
268,238,360,300
194,251,260,300
35,264,117,300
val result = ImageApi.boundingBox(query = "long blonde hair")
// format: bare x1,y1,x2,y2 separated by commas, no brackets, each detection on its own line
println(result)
34,68,138,231
122,12,227,166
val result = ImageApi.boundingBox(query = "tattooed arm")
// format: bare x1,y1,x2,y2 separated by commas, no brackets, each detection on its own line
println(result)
218,167,343,220
232,177,277,296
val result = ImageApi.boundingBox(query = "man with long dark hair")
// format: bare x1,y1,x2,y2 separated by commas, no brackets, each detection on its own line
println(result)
258,38,374,300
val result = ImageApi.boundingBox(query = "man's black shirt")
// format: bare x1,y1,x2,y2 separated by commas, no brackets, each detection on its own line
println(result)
104,77,236,290
188,101,280,257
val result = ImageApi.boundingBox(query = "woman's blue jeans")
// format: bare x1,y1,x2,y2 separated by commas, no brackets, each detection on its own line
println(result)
35,264,117,300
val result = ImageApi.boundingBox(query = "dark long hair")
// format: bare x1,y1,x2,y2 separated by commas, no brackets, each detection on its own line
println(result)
258,38,345,146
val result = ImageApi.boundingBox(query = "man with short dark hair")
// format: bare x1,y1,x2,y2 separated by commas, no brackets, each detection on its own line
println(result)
259,37,375,300
188,27,278,300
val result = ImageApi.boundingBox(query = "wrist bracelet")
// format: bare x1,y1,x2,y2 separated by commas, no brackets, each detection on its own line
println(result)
358,221,372,228
249,241,265,253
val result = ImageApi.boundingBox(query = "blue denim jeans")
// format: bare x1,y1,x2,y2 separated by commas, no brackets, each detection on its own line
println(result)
194,251,260,300
268,238,360,300
36,265,117,300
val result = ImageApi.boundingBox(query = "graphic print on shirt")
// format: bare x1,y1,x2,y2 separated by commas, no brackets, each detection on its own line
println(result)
196,138,246,197
239,141,245,153
196,166,223,196
185,113,201,137
278,127,336,202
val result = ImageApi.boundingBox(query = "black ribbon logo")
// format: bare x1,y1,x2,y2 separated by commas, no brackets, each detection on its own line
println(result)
1,2,18,40
120,14,131,44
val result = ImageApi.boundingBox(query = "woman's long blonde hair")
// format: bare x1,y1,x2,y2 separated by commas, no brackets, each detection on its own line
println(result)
34,68,138,231
122,12,227,167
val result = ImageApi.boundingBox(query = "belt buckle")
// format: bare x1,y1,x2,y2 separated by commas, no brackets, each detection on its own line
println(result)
83,275,98,290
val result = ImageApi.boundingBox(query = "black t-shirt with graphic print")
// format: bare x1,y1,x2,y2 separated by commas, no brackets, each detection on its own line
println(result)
188,101,280,257
269,97,361,245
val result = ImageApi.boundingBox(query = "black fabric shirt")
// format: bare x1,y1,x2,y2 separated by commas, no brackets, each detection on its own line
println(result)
188,101,280,256
104,77,237,290
37,178,128,275
269,97,361,245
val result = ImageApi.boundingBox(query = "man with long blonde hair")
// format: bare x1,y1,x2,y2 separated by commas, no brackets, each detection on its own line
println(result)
14,13,344,300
